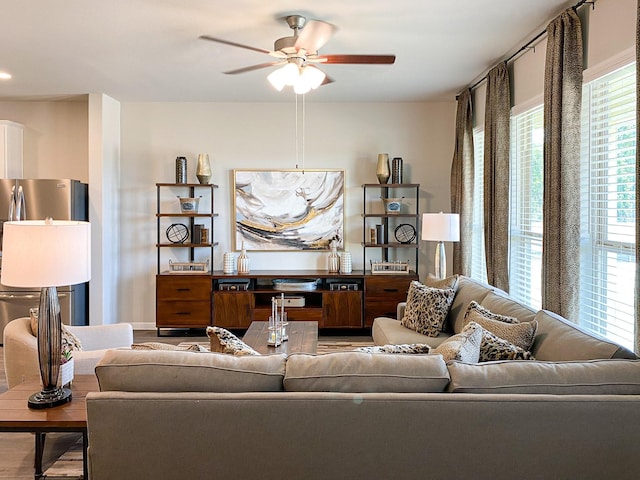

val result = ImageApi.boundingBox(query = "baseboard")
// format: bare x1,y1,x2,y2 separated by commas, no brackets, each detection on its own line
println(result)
131,321,157,331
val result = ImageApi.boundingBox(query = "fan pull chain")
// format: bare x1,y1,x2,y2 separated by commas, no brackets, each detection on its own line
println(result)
294,93,306,173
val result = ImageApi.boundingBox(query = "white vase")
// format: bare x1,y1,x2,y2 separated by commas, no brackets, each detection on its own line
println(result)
237,244,250,274
58,358,74,387
328,241,340,272
196,153,212,184
340,251,352,273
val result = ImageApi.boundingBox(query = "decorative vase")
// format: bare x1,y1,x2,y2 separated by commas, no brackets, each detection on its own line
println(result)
175,156,187,184
196,153,212,184
376,153,390,184
328,240,340,273
391,157,403,184
237,243,250,274
340,251,352,274
58,358,74,388
223,252,235,274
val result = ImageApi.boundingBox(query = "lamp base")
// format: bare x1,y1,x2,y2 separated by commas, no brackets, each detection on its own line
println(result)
28,387,72,410
434,241,447,280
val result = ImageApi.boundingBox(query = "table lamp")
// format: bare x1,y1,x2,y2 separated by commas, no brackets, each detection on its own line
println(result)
1,219,91,409
421,212,460,279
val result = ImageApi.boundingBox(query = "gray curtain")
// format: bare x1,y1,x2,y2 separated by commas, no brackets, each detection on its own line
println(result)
450,89,474,276
483,63,510,292
635,1,640,353
542,9,583,322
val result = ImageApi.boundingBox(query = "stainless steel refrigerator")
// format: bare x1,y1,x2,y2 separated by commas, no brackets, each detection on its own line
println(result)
0,179,88,344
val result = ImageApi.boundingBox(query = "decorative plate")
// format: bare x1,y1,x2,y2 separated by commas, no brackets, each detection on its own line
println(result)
394,223,416,244
166,223,189,243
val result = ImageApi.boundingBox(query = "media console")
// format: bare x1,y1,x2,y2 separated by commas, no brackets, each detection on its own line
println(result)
156,269,418,333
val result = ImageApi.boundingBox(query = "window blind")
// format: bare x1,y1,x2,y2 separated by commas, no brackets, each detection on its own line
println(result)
471,128,487,283
579,63,636,350
509,105,544,309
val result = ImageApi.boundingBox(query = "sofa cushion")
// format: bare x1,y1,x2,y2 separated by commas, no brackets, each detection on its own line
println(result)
355,343,431,354
284,351,450,393
448,276,497,334
400,281,456,337
464,301,537,351
480,291,537,324
95,349,286,392
479,330,536,362
447,359,640,394
206,326,260,356
532,309,637,360
433,322,482,363
372,317,451,347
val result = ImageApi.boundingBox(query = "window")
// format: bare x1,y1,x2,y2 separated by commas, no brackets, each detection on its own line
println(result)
579,63,636,350
470,128,487,283
509,105,544,309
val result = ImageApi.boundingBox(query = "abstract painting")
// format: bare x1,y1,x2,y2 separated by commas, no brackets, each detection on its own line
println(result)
233,169,344,251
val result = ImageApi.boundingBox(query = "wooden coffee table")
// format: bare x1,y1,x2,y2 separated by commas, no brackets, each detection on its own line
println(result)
0,374,98,479
242,321,318,355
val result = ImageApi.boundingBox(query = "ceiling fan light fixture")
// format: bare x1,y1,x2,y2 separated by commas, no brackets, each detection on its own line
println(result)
281,63,300,86
293,77,312,95
267,68,287,91
300,65,325,90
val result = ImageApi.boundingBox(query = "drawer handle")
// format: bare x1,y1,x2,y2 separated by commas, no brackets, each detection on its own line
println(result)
176,312,191,316
383,288,399,292
176,288,191,292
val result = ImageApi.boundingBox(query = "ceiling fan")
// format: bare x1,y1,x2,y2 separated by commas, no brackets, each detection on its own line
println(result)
199,15,396,94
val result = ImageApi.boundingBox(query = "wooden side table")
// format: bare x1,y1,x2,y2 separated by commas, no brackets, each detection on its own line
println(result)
0,375,99,479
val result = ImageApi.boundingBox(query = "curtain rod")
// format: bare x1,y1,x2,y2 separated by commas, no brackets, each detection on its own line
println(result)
458,0,595,98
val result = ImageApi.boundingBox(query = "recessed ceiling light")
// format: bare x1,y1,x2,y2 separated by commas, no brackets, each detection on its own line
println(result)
0,72,12,80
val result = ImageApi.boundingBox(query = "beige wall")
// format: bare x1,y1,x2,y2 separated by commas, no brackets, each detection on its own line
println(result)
0,98,88,182
476,0,635,116
119,101,456,327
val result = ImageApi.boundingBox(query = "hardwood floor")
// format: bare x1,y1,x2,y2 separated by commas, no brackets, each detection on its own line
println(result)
0,327,372,478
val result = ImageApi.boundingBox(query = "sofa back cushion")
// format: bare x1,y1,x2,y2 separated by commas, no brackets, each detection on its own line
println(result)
447,359,640,394
532,309,637,360
479,291,537,324
449,276,496,334
284,351,450,393
95,349,286,392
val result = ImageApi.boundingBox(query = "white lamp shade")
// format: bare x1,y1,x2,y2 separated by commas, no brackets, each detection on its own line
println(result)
1,220,91,288
421,213,460,242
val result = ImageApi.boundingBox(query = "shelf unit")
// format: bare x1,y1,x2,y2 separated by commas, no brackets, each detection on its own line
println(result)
362,183,420,274
155,183,218,274
155,183,218,333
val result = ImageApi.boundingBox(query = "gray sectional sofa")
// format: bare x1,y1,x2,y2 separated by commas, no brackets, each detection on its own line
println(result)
86,276,640,480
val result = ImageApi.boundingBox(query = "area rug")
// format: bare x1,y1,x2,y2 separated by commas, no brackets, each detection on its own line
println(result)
43,435,84,479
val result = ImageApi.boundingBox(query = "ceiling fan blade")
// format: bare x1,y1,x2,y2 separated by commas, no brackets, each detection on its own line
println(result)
319,54,396,65
224,61,285,75
321,74,335,86
199,35,272,56
295,20,336,54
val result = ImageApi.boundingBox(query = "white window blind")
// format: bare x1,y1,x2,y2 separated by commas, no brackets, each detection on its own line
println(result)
471,128,487,283
579,63,636,350
509,105,544,309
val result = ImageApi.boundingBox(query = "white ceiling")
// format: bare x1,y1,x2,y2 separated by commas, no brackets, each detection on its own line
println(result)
0,0,576,103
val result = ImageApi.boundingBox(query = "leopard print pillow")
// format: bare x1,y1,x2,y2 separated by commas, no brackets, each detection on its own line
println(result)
355,343,432,354
464,301,537,351
479,330,536,362
206,326,260,356
400,281,456,337
131,342,207,352
433,321,482,363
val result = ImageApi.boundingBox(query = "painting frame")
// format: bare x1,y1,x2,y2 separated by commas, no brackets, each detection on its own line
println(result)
233,169,345,251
